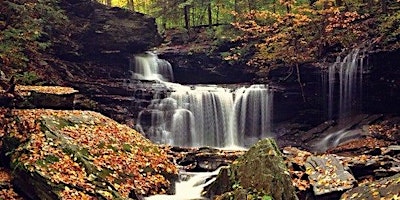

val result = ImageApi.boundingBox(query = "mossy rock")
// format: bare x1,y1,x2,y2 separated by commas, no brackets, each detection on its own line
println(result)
205,138,298,200
0,109,178,199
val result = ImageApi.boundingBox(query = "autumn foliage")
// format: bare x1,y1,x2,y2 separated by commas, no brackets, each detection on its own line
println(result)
214,0,398,78
0,109,177,199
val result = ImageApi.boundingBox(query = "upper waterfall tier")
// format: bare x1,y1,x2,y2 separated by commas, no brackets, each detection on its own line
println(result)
130,52,174,82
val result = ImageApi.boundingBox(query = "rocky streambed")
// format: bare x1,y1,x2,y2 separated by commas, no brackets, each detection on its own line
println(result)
1,85,400,200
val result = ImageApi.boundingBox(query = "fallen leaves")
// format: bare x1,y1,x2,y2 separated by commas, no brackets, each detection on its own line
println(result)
0,168,11,184
0,188,23,200
0,168,23,200
15,85,78,95
1,108,177,199
59,186,97,200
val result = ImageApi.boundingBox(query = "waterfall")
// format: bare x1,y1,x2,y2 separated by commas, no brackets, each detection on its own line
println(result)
137,84,273,148
325,48,365,121
133,53,274,148
230,85,274,147
130,52,174,82
170,86,234,147
317,48,366,151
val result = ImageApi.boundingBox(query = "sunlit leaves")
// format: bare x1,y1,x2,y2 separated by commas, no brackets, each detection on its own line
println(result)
227,0,370,75
15,85,78,95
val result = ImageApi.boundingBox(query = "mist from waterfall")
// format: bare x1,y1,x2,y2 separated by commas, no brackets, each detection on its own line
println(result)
133,53,273,148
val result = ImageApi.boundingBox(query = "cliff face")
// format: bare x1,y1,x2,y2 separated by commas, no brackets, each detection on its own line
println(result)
44,0,165,125
56,0,161,63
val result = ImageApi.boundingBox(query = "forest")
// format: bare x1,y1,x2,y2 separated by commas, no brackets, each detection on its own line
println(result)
1,0,399,81
97,0,400,73
1,0,400,199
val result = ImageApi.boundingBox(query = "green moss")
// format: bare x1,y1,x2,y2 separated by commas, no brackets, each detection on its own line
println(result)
122,143,132,152
44,154,60,164
227,138,297,200
15,71,43,85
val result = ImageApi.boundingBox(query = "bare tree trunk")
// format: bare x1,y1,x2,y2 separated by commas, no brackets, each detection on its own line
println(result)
184,5,190,30
127,0,135,11
207,0,212,27
248,0,254,11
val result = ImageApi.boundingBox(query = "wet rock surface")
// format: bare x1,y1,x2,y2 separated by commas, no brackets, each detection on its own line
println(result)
203,138,298,200
59,0,161,60
163,146,246,172
279,116,400,200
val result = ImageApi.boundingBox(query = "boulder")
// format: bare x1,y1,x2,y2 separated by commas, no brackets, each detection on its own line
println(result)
0,109,177,199
305,155,356,197
340,173,400,200
204,138,298,200
57,0,162,61
166,146,245,172
15,85,79,109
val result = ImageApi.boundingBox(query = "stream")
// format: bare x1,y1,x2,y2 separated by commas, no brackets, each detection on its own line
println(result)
146,168,221,200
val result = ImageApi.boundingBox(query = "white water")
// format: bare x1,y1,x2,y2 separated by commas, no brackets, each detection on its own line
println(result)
133,53,273,148
131,52,174,82
318,48,367,151
324,48,365,121
314,128,363,152
231,84,274,146
145,169,221,200
138,84,273,147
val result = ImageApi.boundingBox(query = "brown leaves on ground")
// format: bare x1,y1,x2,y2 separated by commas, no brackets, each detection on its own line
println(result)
0,168,12,184
369,121,400,142
0,188,23,200
283,147,313,191
15,85,78,95
327,137,391,155
0,168,23,200
1,109,177,199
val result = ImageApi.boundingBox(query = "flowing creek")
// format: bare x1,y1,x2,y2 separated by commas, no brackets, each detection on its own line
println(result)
146,169,221,200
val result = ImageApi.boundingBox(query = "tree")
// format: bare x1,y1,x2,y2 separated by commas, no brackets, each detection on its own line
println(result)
207,0,212,26
184,3,191,30
106,0,112,6
127,0,135,11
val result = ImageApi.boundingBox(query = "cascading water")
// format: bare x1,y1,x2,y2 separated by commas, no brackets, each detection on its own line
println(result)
231,85,273,147
324,48,366,121
146,168,222,200
133,53,273,148
317,48,367,151
130,52,174,82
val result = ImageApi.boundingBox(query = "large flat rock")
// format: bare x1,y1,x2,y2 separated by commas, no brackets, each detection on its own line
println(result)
0,109,177,199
